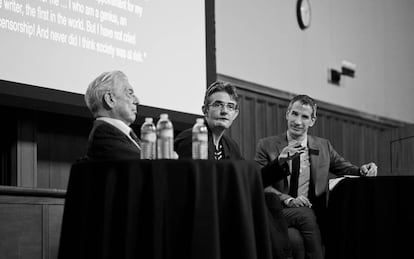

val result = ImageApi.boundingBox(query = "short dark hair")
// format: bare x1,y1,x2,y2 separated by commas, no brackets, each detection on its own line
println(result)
203,81,240,108
287,94,317,118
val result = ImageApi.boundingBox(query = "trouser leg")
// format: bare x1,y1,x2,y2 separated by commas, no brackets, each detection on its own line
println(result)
283,207,324,259
265,192,292,259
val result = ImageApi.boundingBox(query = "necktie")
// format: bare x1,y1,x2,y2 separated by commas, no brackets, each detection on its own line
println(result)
130,130,139,142
289,154,300,198
129,130,141,150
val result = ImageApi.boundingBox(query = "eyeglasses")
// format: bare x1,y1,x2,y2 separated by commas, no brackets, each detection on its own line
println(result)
208,101,238,111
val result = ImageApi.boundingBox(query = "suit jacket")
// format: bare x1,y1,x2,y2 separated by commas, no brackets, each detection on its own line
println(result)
86,120,140,160
255,133,360,206
174,126,290,187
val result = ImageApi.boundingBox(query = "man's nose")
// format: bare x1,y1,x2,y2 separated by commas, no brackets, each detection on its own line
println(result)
133,95,139,105
220,106,230,113
293,117,302,125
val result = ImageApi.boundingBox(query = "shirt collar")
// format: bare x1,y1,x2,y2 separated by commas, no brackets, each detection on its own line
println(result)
96,117,132,136
286,131,307,147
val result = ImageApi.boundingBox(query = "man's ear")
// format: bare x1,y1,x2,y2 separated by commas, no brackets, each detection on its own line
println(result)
232,109,239,120
103,92,115,109
309,116,317,127
201,105,208,115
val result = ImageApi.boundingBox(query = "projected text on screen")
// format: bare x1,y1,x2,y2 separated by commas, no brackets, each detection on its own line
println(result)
0,0,207,114
1,0,146,63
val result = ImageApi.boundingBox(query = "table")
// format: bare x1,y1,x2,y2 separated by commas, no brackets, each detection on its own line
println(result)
58,159,273,259
325,176,414,259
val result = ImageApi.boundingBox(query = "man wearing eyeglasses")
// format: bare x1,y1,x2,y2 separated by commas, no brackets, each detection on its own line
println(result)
174,81,241,160
174,81,296,259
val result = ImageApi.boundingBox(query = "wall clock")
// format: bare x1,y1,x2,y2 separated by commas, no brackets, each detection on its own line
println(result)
297,0,311,30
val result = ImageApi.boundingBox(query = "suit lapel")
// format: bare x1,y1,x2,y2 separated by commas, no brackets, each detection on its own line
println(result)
308,135,320,196
275,133,288,155
275,133,289,191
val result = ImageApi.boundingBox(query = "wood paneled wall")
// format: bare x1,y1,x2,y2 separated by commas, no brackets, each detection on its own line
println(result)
0,186,65,259
37,113,90,189
219,74,407,174
379,124,414,175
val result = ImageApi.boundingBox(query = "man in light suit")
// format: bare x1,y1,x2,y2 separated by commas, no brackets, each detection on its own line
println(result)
84,70,141,160
255,94,377,259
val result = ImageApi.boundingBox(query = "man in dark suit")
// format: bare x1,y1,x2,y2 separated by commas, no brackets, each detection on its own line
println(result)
255,94,377,259
174,81,242,160
175,81,298,259
84,70,141,160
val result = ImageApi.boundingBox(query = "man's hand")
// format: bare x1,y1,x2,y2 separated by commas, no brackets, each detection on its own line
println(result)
278,142,306,165
360,162,377,176
286,195,312,208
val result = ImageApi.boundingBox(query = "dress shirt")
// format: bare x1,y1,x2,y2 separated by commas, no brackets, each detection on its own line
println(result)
286,133,310,198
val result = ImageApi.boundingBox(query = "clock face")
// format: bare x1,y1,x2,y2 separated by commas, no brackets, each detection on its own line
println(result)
297,0,311,30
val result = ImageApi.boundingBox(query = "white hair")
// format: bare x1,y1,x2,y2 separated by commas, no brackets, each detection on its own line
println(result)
84,71,127,116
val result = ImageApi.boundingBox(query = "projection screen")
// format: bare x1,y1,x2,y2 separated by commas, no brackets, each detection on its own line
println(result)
0,0,210,115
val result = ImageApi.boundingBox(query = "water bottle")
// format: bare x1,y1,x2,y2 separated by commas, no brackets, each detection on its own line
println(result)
140,117,156,159
156,113,174,159
192,118,208,159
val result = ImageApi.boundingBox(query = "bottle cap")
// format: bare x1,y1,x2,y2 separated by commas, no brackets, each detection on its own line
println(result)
145,117,153,123
160,113,168,120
